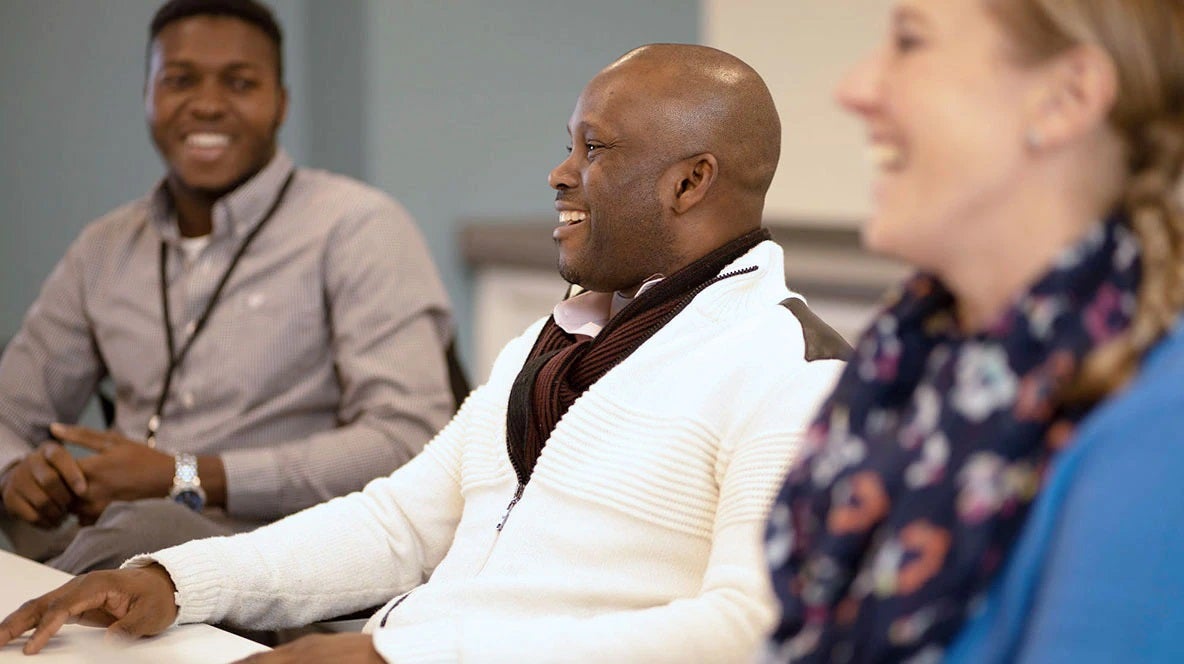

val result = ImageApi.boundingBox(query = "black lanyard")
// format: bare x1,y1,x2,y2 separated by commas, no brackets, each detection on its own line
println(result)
145,171,296,446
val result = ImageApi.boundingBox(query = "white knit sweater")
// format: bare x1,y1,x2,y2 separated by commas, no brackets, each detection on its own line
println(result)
128,241,844,663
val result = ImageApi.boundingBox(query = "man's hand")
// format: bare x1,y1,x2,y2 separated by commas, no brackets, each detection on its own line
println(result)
0,440,87,527
49,423,174,525
0,565,178,655
234,633,384,663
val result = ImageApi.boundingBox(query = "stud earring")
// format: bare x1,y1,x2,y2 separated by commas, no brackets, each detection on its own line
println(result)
1025,128,1044,150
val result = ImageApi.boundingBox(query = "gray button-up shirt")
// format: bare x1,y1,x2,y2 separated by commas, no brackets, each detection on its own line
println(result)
0,151,455,524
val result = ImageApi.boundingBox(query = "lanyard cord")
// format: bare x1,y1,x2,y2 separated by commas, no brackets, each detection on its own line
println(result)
146,170,296,446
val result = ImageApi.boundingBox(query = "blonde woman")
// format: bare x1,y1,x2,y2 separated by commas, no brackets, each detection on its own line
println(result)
765,0,1184,661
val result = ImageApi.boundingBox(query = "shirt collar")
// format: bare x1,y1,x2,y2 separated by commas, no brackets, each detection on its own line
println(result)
553,275,664,338
149,149,295,244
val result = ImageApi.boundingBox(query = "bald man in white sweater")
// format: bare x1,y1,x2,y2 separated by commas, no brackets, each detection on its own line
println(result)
0,44,847,664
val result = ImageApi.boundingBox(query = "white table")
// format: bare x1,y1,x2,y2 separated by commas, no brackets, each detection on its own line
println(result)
0,550,269,663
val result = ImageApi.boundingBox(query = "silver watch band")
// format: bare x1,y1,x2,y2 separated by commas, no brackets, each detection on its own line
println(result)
169,452,206,511
173,453,201,489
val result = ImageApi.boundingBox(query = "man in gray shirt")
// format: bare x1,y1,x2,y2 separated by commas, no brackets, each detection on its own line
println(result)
0,0,455,573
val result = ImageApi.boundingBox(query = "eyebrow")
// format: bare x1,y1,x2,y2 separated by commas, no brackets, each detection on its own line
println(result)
891,3,931,30
158,59,263,72
569,119,608,136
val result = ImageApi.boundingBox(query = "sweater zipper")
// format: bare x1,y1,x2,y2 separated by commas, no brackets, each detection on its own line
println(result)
474,482,525,576
500,426,531,531
477,452,530,574
496,482,525,531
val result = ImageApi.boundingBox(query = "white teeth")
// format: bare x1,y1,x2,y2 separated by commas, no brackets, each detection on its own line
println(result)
867,144,904,170
558,210,588,225
187,133,230,148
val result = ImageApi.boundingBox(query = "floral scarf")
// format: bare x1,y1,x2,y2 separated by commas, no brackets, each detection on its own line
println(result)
764,216,1141,663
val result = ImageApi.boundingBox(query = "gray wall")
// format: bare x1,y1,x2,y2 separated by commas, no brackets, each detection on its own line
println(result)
362,1,698,360
0,0,697,368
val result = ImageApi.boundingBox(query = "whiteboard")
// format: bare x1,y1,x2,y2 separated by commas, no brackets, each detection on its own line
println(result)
703,1,892,226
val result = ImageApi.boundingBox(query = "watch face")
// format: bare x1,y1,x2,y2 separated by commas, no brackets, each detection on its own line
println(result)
173,490,205,512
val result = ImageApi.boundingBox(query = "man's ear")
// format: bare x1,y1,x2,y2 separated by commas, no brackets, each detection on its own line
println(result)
1025,44,1117,152
276,85,289,129
667,153,718,214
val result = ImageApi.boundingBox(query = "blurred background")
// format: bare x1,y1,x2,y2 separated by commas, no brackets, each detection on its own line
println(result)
0,0,901,383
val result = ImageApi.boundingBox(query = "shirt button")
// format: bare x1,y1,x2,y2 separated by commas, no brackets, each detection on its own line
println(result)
181,392,195,409
184,321,197,336
246,292,266,309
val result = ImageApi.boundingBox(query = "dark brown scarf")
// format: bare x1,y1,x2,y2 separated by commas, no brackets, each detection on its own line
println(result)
505,228,771,485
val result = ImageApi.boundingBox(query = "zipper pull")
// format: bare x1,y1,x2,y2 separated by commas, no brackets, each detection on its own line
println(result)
496,483,525,531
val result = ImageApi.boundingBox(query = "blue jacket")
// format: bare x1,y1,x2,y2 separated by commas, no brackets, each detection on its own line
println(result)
947,322,1184,663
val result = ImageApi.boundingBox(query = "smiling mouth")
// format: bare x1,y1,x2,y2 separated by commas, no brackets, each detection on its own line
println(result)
183,133,232,162
186,132,230,148
558,210,588,226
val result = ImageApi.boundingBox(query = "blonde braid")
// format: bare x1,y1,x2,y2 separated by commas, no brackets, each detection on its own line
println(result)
1068,118,1184,403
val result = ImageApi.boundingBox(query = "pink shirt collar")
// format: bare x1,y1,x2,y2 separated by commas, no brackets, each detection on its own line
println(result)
552,276,665,338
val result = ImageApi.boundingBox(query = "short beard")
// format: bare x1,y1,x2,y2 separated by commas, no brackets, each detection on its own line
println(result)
556,256,584,289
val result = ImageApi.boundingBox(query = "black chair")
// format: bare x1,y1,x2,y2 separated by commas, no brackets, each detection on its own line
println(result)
444,339,471,413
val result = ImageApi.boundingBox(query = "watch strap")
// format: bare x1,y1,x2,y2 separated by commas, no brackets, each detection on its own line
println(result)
169,453,206,511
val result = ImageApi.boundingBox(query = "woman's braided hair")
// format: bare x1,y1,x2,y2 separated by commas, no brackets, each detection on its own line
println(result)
990,0,1184,402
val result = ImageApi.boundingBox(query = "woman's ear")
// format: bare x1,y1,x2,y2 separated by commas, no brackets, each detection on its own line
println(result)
1025,44,1118,153
666,153,718,214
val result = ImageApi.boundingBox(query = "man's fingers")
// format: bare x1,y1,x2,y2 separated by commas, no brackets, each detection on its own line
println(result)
1,570,168,654
17,477,65,526
0,459,64,525
5,492,41,524
27,454,73,514
0,604,40,649
23,589,126,655
22,607,72,655
42,442,87,495
49,423,113,452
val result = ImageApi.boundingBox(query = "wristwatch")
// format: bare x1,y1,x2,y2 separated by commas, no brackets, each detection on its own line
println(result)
169,453,207,512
